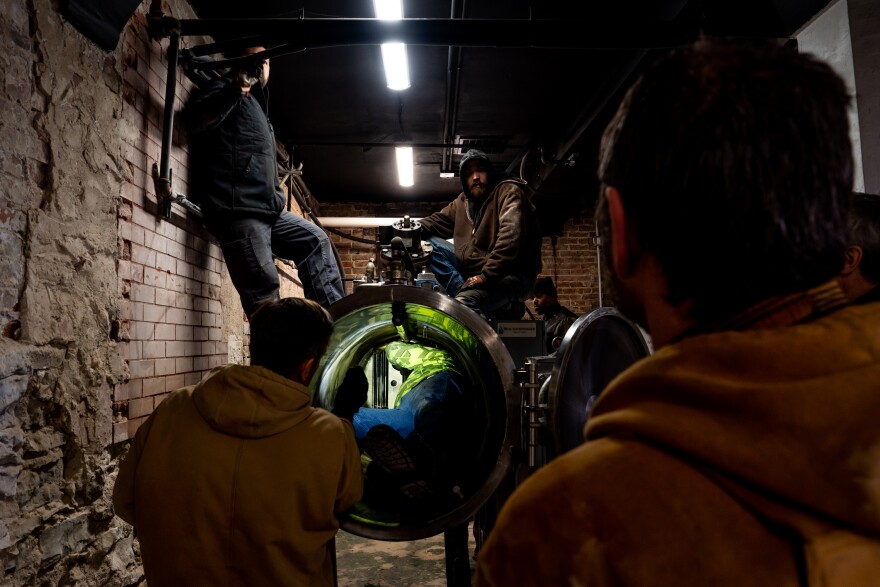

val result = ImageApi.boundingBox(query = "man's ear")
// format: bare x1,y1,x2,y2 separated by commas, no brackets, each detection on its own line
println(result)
293,356,318,385
606,186,638,278
840,245,862,277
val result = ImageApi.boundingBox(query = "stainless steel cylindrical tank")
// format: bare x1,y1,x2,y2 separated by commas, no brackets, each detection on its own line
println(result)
311,285,519,541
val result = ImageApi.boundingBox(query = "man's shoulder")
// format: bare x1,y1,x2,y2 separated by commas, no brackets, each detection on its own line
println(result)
493,178,528,196
155,384,199,409
506,437,662,515
855,285,880,305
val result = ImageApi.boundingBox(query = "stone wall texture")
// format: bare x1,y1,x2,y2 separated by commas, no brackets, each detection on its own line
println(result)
0,0,319,579
0,0,258,584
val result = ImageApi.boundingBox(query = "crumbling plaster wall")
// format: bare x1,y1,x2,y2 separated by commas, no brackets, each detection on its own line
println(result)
0,0,211,584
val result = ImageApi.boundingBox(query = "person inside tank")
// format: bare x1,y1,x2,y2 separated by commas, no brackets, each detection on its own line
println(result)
342,341,477,515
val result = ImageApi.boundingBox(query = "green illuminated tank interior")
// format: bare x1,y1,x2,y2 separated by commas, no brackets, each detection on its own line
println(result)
311,286,515,541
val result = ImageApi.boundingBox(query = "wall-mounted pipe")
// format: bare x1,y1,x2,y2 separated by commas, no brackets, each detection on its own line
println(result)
318,217,418,228
156,30,180,219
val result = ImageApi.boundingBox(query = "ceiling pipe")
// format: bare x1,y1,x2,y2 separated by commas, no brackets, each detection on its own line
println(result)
286,141,527,149
531,49,646,191
529,0,697,193
318,217,418,228
159,17,791,48
441,0,467,176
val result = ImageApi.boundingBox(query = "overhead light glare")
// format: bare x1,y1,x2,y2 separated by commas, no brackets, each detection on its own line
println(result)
439,172,455,178
381,43,410,90
374,0,409,90
373,0,403,20
396,146,414,187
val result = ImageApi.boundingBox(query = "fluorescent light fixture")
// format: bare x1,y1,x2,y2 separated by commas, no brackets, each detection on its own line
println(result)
374,0,410,90
439,172,455,178
380,42,410,90
374,0,403,20
396,146,414,187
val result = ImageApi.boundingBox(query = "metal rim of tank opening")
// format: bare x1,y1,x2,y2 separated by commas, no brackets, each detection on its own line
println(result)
312,285,519,541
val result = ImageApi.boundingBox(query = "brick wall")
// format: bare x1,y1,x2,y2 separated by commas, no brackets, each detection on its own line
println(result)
536,212,602,316
319,200,602,314
111,7,230,443
111,9,310,443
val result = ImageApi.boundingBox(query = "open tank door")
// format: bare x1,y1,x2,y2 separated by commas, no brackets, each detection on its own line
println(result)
543,307,651,460
311,286,518,541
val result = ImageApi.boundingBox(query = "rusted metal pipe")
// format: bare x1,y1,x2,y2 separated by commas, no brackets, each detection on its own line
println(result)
156,30,180,219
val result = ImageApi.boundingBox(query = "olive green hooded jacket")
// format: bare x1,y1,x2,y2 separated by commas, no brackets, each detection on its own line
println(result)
476,290,880,586
113,364,363,586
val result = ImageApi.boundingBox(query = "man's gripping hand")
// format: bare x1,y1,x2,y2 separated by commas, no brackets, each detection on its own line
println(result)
236,59,263,91
332,367,368,421
460,275,486,291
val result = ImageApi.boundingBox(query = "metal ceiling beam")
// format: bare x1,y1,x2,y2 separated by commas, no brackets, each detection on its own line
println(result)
153,17,791,48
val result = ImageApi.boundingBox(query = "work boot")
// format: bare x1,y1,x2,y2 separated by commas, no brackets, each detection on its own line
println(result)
363,425,433,501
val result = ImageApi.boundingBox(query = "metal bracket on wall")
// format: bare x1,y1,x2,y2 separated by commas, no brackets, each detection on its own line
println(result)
151,163,203,218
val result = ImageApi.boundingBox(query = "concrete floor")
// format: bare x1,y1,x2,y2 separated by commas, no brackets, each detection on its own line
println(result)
335,523,477,587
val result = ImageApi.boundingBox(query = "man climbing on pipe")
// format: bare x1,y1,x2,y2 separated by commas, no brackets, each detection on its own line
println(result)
183,46,344,318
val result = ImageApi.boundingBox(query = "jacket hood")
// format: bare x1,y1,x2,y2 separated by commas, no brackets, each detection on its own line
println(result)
192,364,315,438
459,148,494,196
386,341,460,406
586,302,880,541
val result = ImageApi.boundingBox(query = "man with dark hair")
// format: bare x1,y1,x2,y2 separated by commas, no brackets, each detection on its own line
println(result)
113,298,365,586
475,40,880,586
530,276,578,354
839,192,880,304
184,46,345,318
419,149,543,320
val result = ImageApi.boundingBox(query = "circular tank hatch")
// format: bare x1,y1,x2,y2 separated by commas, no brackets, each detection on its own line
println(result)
311,286,519,541
544,307,651,460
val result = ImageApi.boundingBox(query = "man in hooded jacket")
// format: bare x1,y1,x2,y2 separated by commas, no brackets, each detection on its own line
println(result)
475,39,880,586
113,297,365,586
419,149,542,320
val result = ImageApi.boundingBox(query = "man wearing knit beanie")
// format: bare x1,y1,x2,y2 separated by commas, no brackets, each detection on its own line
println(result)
419,149,543,320
531,276,578,354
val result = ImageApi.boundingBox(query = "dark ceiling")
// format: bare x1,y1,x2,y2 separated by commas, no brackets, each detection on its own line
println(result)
179,0,833,231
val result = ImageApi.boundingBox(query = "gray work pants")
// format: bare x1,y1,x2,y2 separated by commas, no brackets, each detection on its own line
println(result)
207,211,345,317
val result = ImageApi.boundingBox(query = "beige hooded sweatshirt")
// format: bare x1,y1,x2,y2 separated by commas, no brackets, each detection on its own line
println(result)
476,293,880,586
113,364,363,586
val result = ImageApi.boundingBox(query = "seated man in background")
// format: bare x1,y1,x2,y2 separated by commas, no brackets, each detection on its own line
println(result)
350,341,474,510
838,191,880,304
419,149,543,320
531,276,578,354
113,298,365,587
475,39,880,586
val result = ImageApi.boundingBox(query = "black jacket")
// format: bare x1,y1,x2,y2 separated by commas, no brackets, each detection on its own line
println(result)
184,76,285,221
542,304,578,354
